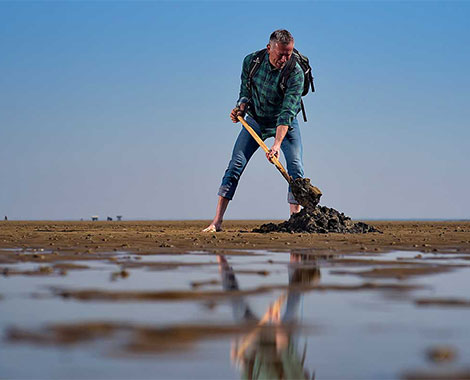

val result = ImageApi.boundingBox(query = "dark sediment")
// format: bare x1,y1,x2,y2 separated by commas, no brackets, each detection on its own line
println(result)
254,205,380,234
266,177,379,234
414,298,470,307
290,178,322,210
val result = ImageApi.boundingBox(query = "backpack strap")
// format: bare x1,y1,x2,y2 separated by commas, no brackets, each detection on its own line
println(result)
279,54,297,93
300,99,307,122
279,48,315,122
247,49,267,94
280,53,308,122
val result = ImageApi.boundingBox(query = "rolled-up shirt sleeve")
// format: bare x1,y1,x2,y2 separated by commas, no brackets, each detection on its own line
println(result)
276,65,304,128
237,53,254,103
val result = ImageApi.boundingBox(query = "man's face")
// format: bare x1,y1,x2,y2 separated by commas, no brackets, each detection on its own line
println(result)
267,41,294,70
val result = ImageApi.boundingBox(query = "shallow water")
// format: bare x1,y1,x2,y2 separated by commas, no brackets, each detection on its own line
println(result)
1,249,470,379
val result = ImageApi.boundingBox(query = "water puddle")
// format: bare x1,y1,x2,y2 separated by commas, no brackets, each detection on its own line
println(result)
1,249,470,379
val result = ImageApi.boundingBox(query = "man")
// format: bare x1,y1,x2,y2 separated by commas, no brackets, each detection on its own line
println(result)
203,29,305,232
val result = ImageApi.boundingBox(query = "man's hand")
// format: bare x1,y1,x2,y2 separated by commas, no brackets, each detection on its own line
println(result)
266,143,280,163
230,102,246,123
266,124,289,163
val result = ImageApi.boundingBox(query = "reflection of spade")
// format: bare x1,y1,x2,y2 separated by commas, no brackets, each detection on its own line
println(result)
217,253,321,380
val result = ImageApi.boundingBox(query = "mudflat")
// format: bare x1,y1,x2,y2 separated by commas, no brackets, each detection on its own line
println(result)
0,220,469,254
2,220,470,379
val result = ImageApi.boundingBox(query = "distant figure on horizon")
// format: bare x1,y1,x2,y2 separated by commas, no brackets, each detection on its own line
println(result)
204,29,309,232
4,216,7,221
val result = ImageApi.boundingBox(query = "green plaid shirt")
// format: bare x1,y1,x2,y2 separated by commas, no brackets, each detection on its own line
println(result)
238,51,304,133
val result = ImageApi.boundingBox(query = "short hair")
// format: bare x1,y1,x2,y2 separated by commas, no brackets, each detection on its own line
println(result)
269,29,294,45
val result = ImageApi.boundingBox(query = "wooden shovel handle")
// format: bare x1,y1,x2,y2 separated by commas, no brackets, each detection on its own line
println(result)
237,116,292,184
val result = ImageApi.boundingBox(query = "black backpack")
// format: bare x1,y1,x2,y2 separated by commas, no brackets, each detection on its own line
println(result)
247,48,315,122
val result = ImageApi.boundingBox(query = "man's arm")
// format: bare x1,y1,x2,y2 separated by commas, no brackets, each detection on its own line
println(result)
230,54,254,123
238,54,253,102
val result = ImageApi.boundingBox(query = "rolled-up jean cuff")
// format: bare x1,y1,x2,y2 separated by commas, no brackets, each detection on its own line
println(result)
218,185,234,200
287,191,299,205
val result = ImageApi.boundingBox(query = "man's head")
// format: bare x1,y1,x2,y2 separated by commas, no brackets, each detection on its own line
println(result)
266,29,294,70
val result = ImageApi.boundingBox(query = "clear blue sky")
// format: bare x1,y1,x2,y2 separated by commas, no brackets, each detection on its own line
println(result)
1,1,469,220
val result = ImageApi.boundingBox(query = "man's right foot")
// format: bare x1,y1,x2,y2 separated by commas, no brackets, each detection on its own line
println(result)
202,224,222,232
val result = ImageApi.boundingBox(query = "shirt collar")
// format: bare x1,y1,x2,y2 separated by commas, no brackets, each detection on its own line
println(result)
264,52,279,72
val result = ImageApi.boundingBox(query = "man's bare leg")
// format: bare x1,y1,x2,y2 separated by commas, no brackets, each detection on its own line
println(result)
290,204,301,215
203,196,230,232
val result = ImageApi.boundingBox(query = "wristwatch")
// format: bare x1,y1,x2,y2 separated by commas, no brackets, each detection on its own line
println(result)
236,97,250,108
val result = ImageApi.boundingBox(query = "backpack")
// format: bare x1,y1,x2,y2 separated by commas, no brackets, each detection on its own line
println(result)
247,48,315,122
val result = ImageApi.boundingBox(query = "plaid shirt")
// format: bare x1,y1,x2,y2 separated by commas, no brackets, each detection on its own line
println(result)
238,51,304,131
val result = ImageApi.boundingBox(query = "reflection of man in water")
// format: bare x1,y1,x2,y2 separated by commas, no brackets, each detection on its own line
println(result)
217,253,320,379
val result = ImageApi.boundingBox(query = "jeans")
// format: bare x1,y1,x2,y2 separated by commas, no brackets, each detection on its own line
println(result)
218,255,303,323
218,115,304,204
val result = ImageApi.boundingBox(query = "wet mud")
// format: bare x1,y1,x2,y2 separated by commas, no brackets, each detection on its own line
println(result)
0,220,469,254
254,205,381,234
190,279,220,288
121,261,217,271
52,263,90,270
426,346,457,363
403,369,470,380
2,265,57,277
1,262,90,277
6,321,122,345
122,324,256,355
290,177,322,210
414,298,470,307
6,321,257,354
48,282,423,303
331,266,456,279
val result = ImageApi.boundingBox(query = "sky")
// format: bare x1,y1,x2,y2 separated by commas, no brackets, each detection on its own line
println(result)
0,1,469,221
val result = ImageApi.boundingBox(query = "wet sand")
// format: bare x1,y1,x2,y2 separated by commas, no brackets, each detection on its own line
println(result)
2,220,470,379
0,220,469,255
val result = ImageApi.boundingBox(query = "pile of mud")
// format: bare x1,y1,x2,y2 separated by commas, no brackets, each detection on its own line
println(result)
254,205,380,234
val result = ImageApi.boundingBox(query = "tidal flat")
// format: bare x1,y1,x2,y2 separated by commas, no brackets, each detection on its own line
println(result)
1,220,470,379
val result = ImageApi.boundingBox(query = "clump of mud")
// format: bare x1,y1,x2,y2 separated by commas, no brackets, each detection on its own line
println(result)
290,178,322,210
254,205,380,234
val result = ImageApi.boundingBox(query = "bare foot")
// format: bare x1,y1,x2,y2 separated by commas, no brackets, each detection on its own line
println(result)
202,224,222,232
290,203,302,215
